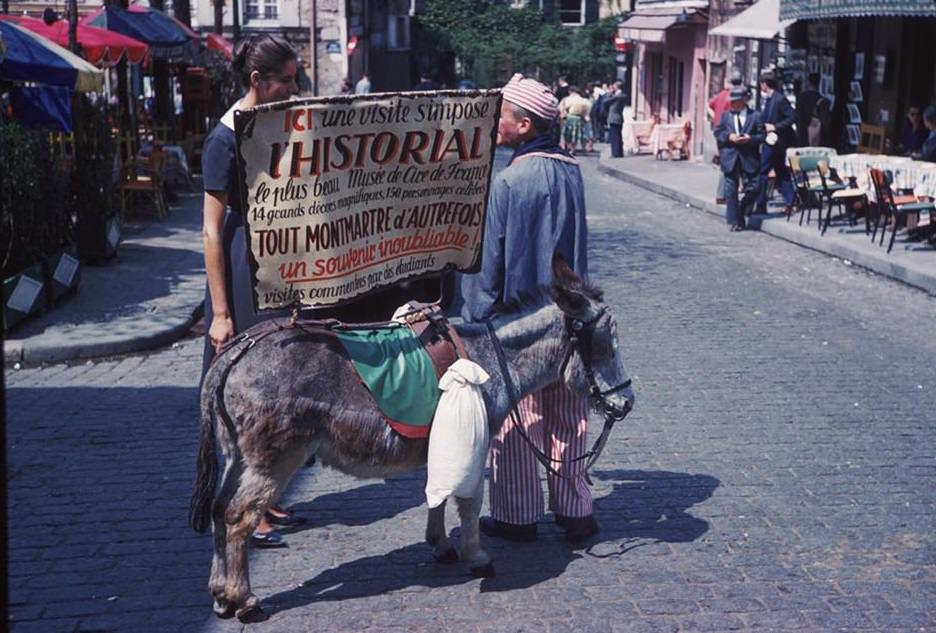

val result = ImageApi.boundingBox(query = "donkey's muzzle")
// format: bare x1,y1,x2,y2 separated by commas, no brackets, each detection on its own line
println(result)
590,380,633,421
603,397,632,421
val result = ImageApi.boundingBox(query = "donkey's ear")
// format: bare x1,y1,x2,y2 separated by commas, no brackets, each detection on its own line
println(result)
552,252,582,289
550,252,591,317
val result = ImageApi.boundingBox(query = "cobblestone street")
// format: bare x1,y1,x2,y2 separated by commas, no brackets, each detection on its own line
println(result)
6,156,936,633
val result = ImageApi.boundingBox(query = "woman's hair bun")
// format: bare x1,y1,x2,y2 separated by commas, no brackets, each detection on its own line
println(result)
231,36,253,79
230,34,296,87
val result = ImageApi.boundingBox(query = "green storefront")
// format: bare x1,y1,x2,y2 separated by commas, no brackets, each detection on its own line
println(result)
780,0,936,153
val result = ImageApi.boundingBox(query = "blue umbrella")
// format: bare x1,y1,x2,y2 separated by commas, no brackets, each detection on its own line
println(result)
82,5,197,62
0,20,103,92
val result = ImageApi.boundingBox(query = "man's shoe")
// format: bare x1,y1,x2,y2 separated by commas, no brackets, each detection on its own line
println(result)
479,516,537,542
555,514,599,542
250,530,287,549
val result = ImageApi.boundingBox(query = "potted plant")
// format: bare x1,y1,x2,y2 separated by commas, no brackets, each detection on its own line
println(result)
1,121,59,330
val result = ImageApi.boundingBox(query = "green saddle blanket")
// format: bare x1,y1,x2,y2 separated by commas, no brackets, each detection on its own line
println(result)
335,325,440,438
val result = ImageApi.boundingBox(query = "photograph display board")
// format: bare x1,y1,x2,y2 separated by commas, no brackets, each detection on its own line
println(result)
235,90,501,310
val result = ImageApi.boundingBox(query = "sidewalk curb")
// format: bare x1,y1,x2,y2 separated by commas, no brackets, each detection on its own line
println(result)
597,152,936,296
4,309,198,365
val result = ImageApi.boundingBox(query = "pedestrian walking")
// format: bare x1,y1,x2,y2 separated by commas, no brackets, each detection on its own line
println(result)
460,73,596,543
708,69,743,204
201,34,308,549
755,71,796,214
715,86,765,231
603,81,627,158
795,73,829,147
590,82,608,142
559,86,593,154
355,72,371,94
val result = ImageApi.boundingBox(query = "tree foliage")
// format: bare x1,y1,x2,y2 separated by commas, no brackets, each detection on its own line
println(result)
419,0,618,87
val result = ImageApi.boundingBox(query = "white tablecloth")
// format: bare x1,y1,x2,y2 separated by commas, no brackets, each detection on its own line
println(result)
786,146,838,161
828,154,936,200
621,118,654,155
648,123,688,159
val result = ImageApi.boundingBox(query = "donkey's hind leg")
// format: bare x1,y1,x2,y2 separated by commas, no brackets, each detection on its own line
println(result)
209,455,242,618
455,488,494,578
426,500,458,564
224,448,307,622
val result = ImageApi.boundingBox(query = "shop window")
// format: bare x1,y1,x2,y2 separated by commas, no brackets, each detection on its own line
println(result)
667,56,684,118
387,15,410,49
245,0,277,20
647,52,663,115
558,0,585,25
388,0,411,49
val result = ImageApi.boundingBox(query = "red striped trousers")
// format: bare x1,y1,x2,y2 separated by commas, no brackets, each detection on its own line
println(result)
489,382,592,525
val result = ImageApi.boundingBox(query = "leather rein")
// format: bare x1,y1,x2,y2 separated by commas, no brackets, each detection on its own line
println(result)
485,307,633,483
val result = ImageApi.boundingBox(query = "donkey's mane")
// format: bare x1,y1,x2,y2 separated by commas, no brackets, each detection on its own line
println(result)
491,279,604,318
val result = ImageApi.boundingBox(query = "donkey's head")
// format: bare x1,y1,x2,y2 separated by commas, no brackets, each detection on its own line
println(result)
550,254,635,420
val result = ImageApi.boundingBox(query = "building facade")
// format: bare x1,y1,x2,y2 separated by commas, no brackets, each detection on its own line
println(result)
619,0,709,155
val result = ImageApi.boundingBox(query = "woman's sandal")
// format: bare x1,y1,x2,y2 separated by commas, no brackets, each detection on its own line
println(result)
250,529,287,549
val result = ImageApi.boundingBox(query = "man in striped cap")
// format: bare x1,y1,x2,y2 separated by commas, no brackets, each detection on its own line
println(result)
461,74,596,543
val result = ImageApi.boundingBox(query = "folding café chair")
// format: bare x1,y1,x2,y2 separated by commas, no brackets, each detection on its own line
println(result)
868,168,935,253
816,159,866,235
116,147,169,218
787,155,848,227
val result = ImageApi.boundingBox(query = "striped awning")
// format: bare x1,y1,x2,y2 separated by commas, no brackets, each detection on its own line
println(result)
779,0,936,20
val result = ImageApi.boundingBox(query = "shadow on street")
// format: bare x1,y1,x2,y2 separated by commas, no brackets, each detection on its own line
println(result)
262,468,718,616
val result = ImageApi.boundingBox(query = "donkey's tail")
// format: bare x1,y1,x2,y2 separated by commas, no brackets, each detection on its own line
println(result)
189,381,220,533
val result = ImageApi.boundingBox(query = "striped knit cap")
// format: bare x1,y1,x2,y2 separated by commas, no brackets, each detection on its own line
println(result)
502,73,559,121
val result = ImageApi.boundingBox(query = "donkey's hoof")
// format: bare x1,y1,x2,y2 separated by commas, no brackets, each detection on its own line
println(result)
212,598,235,619
470,563,496,578
434,546,459,564
235,596,268,623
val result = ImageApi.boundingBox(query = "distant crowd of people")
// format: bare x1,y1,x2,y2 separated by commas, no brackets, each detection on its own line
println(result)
552,77,628,156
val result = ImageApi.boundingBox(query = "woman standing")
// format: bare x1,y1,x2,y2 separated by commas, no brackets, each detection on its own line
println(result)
200,35,445,549
201,34,304,548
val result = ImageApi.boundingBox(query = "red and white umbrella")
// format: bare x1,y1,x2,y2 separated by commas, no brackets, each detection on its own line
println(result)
0,14,149,67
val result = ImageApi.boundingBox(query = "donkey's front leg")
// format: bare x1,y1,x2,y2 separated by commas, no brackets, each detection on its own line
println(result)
455,489,494,578
426,500,458,563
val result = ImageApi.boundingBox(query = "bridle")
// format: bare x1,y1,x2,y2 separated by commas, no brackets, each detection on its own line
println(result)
558,308,633,422
485,307,633,483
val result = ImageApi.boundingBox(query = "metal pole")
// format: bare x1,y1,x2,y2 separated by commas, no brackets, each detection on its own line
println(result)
311,0,319,96
68,0,78,53
232,0,241,41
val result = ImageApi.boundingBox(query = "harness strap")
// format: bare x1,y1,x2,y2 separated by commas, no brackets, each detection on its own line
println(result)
485,316,632,483
485,321,570,481
213,327,285,437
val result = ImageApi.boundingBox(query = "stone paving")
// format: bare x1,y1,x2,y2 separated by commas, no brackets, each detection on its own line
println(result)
6,156,936,633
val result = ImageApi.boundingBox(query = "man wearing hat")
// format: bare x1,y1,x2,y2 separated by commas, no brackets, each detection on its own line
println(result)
461,74,595,543
708,69,744,203
755,71,796,214
714,86,765,231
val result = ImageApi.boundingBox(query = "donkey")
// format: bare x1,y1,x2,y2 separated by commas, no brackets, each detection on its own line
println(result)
190,257,635,622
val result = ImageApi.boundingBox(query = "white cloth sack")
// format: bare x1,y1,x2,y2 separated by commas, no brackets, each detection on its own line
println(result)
425,359,490,508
